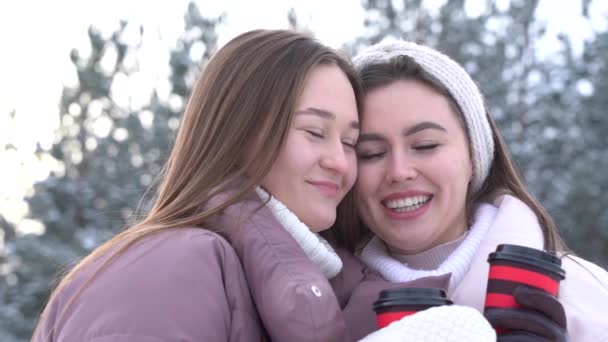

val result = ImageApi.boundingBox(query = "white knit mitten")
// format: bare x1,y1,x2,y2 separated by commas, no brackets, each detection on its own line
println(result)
359,305,496,342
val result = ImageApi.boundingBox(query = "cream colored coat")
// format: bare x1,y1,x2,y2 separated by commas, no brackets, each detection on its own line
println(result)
451,195,608,341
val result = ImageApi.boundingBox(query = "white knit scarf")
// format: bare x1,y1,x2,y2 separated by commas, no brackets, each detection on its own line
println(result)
255,187,343,279
360,203,497,288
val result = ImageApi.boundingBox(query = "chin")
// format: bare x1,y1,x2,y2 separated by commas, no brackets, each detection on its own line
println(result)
301,206,332,228
306,216,335,232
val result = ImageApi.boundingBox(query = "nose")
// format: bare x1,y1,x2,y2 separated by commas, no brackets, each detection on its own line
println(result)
385,153,417,184
320,142,351,176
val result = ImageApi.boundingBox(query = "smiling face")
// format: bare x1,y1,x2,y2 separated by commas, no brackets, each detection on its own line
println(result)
355,79,473,254
260,63,360,232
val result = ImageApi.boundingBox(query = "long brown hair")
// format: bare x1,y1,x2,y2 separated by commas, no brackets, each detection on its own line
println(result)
33,29,362,340
330,54,567,254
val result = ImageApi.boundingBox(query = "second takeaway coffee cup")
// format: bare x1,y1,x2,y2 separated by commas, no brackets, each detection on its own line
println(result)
484,244,566,312
373,287,452,328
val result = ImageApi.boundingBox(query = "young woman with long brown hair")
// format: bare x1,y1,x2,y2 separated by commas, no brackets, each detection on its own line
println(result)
332,40,608,341
33,30,495,342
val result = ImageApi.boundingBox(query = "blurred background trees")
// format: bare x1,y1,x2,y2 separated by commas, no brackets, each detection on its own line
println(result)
0,3,222,340
1,0,607,340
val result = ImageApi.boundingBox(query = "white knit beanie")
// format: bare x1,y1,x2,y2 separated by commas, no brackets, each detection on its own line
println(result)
353,40,494,192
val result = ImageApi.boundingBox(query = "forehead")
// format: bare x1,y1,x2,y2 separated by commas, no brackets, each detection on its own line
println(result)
361,79,460,131
296,64,358,122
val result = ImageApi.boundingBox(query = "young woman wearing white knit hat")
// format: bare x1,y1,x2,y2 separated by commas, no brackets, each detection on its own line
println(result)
329,40,608,341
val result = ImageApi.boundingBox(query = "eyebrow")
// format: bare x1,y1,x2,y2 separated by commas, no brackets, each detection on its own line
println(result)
358,121,447,143
295,107,360,130
404,122,447,136
357,133,385,143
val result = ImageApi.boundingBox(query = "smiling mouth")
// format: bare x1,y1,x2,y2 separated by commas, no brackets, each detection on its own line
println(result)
308,181,340,197
383,195,432,212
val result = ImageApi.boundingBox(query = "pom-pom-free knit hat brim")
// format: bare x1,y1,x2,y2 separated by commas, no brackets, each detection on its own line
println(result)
353,40,494,192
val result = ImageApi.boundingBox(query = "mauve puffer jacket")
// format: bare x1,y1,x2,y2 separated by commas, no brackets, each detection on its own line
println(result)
35,193,448,341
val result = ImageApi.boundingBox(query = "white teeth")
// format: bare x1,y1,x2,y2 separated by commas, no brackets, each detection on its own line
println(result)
385,195,431,212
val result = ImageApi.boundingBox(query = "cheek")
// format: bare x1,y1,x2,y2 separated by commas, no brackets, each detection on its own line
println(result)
436,157,472,193
268,155,291,181
356,163,384,194
277,138,310,174
355,171,376,201
344,154,358,187
455,154,473,184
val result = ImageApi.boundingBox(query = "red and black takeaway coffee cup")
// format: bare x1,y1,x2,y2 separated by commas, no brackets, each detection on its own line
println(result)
373,288,452,328
485,244,565,312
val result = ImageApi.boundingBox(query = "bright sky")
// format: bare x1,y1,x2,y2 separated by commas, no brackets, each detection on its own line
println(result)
0,0,366,234
0,0,607,235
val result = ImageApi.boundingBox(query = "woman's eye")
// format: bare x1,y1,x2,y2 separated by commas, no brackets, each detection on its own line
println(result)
357,151,385,161
342,140,357,150
305,130,324,138
413,143,439,151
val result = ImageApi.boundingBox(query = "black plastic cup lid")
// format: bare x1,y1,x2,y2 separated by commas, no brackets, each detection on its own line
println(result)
488,244,565,279
373,287,452,311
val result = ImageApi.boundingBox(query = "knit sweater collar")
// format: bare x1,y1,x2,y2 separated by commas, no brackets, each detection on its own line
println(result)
359,203,497,289
391,231,469,270
255,187,343,279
